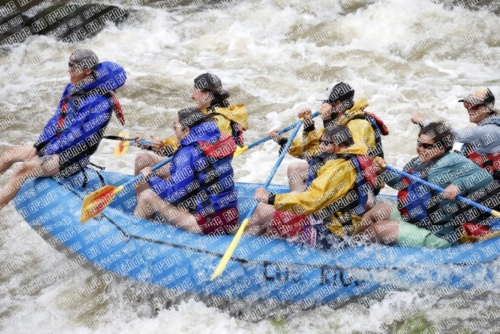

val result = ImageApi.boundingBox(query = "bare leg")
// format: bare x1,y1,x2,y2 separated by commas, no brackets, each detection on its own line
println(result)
134,153,170,196
0,154,60,209
0,145,34,174
356,203,394,233
287,161,308,192
371,220,399,245
246,202,276,236
134,189,202,234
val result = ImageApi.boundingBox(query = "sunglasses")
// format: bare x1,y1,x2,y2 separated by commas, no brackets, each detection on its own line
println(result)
464,102,485,111
416,140,435,149
319,139,336,146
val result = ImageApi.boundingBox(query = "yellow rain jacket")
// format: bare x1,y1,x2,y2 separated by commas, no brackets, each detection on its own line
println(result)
160,104,249,155
274,142,369,237
287,98,377,160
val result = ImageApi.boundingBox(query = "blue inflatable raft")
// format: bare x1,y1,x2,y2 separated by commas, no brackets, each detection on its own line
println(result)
13,169,500,318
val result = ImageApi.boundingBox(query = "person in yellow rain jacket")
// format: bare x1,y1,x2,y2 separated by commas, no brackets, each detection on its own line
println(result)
247,125,381,248
271,82,388,192
133,73,248,195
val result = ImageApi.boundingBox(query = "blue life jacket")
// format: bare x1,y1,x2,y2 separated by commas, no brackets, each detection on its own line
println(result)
34,61,127,167
396,158,441,224
148,121,238,216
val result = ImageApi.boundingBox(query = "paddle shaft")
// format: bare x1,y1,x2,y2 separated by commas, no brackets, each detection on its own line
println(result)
385,165,500,217
210,119,305,280
247,111,319,150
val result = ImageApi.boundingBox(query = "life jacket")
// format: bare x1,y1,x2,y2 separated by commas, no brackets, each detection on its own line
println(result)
206,107,246,148
396,157,495,242
54,87,123,159
396,159,441,224
461,121,500,180
185,133,237,216
350,111,388,158
58,88,124,135
308,153,381,234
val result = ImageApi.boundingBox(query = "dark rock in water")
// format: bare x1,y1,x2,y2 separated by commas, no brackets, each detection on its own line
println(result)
0,2,128,46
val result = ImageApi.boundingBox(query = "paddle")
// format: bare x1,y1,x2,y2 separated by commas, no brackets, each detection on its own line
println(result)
110,132,153,158
210,120,305,281
385,164,500,218
80,156,172,222
82,113,320,222
233,111,320,157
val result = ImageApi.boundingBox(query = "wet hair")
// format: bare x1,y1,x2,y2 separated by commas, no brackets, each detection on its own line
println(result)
205,88,231,110
419,121,454,152
178,107,207,129
323,125,354,146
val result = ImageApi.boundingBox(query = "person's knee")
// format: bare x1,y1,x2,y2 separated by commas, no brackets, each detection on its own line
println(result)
135,153,155,169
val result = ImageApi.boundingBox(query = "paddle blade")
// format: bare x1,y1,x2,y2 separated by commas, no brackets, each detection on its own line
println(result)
492,210,500,218
233,145,248,158
80,185,123,223
114,132,130,157
210,218,249,280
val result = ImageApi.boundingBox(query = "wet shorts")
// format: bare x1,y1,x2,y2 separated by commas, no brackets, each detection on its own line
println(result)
270,210,309,239
390,208,451,249
194,207,238,236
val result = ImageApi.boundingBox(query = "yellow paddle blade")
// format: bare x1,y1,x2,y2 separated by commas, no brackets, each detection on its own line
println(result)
114,132,130,157
479,230,500,242
210,218,249,280
233,145,248,158
492,210,500,218
80,185,124,223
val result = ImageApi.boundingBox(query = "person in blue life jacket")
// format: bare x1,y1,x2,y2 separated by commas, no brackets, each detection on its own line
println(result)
0,49,127,210
356,122,494,248
133,73,248,198
246,125,381,248
134,107,239,235
412,88,500,181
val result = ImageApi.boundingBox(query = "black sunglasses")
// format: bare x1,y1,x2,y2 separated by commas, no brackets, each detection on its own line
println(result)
417,140,435,149
319,139,336,146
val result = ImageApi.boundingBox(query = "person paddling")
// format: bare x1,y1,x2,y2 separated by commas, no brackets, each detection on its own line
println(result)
357,122,493,248
270,82,388,193
412,88,500,180
246,125,380,248
134,108,239,235
0,49,127,210
133,73,248,196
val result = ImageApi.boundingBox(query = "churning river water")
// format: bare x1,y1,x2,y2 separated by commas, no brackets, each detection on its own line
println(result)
1,0,500,333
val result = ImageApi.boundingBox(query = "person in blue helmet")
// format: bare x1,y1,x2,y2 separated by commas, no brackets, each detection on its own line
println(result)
0,49,127,209
134,107,239,235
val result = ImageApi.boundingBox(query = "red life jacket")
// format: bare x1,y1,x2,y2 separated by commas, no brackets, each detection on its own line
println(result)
462,121,500,179
197,133,236,160
464,149,500,180
350,111,389,159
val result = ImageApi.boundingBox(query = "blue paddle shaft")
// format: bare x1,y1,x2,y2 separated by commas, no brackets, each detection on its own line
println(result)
385,165,495,215
132,139,153,146
244,120,304,219
120,115,313,197
247,111,319,150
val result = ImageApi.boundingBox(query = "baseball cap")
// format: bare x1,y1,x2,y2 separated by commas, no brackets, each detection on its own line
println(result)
458,88,495,107
315,82,355,103
69,49,99,70
194,73,226,93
